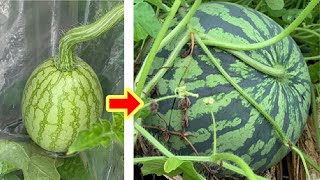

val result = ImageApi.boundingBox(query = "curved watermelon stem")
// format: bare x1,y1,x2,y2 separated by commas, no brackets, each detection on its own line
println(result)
200,0,319,50
56,4,124,71
223,49,286,79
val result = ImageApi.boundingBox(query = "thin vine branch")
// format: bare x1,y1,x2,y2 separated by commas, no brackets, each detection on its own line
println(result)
302,151,320,172
292,146,311,180
142,87,199,109
305,55,320,61
295,27,320,38
311,85,320,149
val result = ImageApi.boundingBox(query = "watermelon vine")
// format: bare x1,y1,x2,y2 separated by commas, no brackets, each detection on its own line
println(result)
134,0,320,179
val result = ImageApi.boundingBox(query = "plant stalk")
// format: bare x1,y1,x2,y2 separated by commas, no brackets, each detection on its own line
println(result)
311,85,320,150
57,4,124,71
305,55,320,61
292,146,311,180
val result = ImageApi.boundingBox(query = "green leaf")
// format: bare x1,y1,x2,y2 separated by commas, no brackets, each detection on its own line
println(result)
1,173,21,180
164,157,184,173
141,158,201,180
25,155,60,180
140,159,167,176
141,159,185,177
134,23,149,41
0,162,17,175
67,114,124,155
57,155,90,180
267,8,287,18
0,140,60,180
179,161,203,180
67,120,113,154
134,2,161,41
134,0,144,4
265,0,284,10
139,98,153,119
139,106,151,119
112,113,124,144
167,159,201,180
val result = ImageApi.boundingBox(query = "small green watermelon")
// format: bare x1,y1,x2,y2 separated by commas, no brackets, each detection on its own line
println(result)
22,58,103,152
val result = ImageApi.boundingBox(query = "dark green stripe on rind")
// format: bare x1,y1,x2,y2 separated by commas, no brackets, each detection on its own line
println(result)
22,58,103,152
144,2,311,174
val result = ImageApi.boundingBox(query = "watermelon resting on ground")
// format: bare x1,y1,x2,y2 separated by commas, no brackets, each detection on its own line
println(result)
144,2,311,173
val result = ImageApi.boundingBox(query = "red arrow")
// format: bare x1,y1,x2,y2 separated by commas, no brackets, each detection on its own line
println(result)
106,88,144,119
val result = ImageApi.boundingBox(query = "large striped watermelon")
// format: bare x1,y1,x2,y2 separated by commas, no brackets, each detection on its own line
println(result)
144,2,311,173
21,58,103,152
